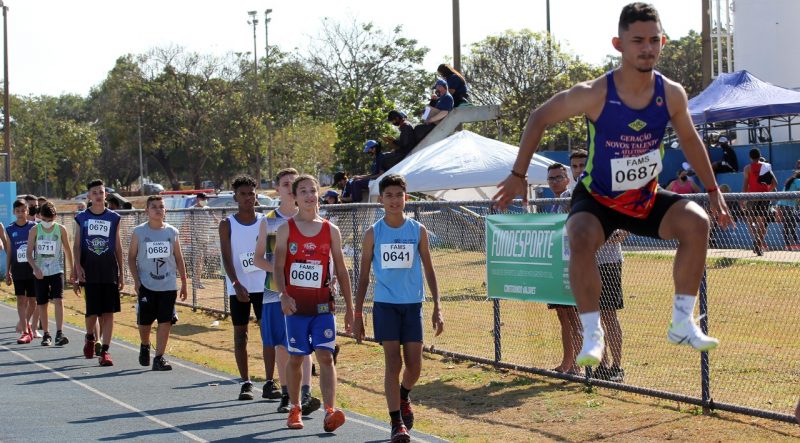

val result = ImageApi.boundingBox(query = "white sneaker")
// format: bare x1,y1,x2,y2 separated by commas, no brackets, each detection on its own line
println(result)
667,317,719,351
576,329,605,367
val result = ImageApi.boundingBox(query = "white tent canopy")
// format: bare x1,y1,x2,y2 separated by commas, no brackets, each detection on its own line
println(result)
368,130,555,200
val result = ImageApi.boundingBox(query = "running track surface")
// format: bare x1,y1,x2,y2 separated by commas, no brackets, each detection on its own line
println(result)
0,302,448,443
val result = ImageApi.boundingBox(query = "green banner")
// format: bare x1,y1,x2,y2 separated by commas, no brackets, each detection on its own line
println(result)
485,213,574,305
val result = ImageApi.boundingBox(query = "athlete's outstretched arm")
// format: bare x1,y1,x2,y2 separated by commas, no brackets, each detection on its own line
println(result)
669,83,733,228
353,227,374,343
330,224,354,334
494,82,598,209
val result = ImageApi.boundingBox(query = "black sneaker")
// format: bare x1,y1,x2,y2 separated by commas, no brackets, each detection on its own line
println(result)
592,366,610,380
152,355,173,371
301,393,321,416
139,344,151,367
390,421,411,443
54,333,69,346
277,394,290,412
238,382,254,400
41,332,52,346
262,380,282,399
608,366,625,383
400,398,414,430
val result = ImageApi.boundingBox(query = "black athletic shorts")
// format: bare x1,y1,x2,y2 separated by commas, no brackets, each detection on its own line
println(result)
569,183,685,240
84,282,121,317
137,285,178,325
746,200,771,216
14,279,36,297
599,262,624,310
229,293,264,326
35,274,64,305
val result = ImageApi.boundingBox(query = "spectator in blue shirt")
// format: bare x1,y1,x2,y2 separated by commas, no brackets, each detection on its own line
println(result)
350,140,385,203
425,79,453,125
437,64,470,107
333,172,354,203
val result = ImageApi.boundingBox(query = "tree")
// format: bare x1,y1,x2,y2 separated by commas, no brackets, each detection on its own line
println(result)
463,30,603,150
657,31,703,98
333,88,394,173
305,19,430,117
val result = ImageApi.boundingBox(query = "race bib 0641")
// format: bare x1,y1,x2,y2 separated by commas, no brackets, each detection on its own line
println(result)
380,243,414,269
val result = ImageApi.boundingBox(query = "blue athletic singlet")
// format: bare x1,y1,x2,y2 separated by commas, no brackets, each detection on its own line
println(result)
581,71,671,217
75,208,121,283
6,221,36,280
372,218,424,304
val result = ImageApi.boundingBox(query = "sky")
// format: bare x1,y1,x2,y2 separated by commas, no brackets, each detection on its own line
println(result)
3,0,702,97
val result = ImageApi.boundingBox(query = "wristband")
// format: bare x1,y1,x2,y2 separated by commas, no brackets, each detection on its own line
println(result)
510,169,528,180
232,280,240,287
706,186,719,193
354,311,363,318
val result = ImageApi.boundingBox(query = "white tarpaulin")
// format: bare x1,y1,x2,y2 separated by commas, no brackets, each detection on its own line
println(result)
368,130,555,200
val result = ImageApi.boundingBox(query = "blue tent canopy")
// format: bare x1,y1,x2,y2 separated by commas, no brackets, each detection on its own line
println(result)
688,70,800,125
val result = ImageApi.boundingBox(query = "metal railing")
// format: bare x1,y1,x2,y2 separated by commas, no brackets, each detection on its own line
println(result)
54,192,800,423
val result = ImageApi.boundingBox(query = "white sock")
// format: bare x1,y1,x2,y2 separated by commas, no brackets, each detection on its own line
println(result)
672,294,696,325
579,311,602,340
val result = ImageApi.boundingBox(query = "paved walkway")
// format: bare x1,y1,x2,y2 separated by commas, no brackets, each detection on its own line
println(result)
0,303,447,443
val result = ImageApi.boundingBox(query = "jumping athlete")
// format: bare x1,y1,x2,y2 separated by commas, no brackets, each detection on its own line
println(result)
494,2,733,367
353,174,444,443
274,174,354,432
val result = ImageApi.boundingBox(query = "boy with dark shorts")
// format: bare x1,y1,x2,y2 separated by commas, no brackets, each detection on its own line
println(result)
219,175,267,400
27,202,74,347
6,200,37,344
354,174,444,443
274,174,354,432
73,179,124,367
129,196,188,371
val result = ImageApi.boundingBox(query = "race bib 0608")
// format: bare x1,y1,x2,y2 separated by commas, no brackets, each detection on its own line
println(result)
36,240,57,256
146,241,171,259
239,251,257,273
380,243,414,269
87,219,112,237
16,245,28,262
610,150,662,191
289,262,323,288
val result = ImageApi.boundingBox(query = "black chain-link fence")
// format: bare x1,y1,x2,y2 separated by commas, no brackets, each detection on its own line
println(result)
55,192,799,422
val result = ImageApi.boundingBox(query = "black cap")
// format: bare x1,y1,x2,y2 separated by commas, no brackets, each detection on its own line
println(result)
333,172,347,182
197,192,208,199
387,110,407,121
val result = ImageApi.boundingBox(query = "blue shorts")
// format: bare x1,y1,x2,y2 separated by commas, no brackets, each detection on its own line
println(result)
285,313,336,356
373,302,423,344
260,301,287,347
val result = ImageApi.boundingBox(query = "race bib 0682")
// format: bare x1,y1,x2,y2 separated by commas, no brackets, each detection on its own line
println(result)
146,241,171,259
87,219,112,237
380,243,414,269
610,150,662,191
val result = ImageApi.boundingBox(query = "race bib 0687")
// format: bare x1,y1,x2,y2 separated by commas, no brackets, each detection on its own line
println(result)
610,150,662,191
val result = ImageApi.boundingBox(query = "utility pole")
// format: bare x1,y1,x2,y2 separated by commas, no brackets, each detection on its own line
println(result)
247,10,261,185
452,0,461,72
701,0,712,88
264,9,273,186
2,1,10,181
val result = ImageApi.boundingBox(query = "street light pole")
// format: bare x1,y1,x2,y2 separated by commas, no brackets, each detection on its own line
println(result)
264,8,273,185
1,1,10,182
452,0,461,72
247,10,260,185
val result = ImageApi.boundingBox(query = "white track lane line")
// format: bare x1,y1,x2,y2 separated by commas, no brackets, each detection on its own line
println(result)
0,343,207,443
0,303,436,442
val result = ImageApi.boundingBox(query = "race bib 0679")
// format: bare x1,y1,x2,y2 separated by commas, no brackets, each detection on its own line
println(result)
87,219,112,237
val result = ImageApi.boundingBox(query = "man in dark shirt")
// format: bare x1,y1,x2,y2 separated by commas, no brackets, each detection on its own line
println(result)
350,140,385,203
381,110,418,170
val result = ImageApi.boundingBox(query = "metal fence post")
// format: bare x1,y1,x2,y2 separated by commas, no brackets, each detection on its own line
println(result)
699,267,712,414
190,210,197,311
493,298,502,363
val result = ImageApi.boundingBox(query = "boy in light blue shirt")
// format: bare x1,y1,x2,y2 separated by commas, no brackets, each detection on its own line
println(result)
353,174,444,443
